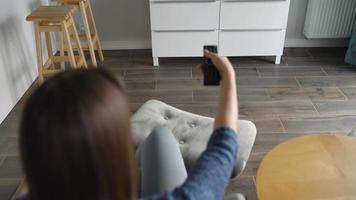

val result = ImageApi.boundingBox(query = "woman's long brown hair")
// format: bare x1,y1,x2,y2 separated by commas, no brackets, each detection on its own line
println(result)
19,69,137,200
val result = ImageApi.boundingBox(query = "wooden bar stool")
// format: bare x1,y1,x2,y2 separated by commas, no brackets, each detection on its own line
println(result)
58,0,104,67
26,5,88,83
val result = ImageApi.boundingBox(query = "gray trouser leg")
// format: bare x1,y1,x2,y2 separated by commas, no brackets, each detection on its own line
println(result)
136,127,188,197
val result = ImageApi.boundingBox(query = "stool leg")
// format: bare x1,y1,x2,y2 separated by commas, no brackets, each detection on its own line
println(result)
87,2,104,62
70,16,88,69
79,1,97,67
62,21,77,68
34,22,44,84
59,32,66,70
45,32,54,69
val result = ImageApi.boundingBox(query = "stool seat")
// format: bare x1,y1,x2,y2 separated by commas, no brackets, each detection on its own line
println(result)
26,6,75,21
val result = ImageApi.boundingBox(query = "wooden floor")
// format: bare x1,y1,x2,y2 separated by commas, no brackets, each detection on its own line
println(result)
0,47,355,200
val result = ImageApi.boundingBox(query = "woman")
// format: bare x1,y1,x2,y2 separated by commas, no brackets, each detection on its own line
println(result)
18,51,239,200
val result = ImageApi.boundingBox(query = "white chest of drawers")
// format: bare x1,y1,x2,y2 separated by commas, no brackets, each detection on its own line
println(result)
149,0,291,66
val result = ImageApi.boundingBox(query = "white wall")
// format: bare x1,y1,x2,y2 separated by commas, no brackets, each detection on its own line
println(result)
285,0,349,47
91,0,349,50
0,0,49,123
91,0,151,49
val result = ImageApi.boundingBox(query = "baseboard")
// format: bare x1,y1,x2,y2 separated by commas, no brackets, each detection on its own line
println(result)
100,38,349,50
101,40,151,50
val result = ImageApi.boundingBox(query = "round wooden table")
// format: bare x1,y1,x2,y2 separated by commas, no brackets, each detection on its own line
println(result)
256,134,356,200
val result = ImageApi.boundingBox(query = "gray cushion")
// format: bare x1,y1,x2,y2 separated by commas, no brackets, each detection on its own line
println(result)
131,100,257,177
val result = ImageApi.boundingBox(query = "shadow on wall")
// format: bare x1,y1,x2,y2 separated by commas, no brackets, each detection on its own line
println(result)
28,0,45,12
89,0,151,41
0,15,37,103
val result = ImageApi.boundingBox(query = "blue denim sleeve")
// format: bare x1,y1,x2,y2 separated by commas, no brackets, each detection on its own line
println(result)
143,127,238,200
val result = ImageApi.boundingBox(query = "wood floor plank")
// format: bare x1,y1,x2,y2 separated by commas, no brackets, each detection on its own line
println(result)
156,78,204,91
322,65,356,76
167,103,215,117
253,118,285,134
239,152,265,177
101,58,132,69
192,88,219,103
193,88,270,103
229,56,288,67
0,139,18,157
104,67,125,76
297,76,356,88
0,116,20,139
285,56,345,66
0,125,19,139
267,87,346,101
237,77,300,88
193,67,260,78
239,100,318,118
280,115,356,134
252,133,306,153
283,48,312,58
238,88,272,102
158,57,202,68
340,87,356,99
124,80,156,90
130,49,152,57
312,100,356,115
258,66,326,77
238,150,271,180
104,50,132,57
235,67,260,77
307,47,347,58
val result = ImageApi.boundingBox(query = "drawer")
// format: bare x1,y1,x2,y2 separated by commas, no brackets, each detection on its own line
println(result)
220,0,290,30
219,29,286,56
150,0,220,31
152,30,218,57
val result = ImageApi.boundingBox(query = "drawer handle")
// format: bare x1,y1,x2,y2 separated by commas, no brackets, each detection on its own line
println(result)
152,0,217,3
221,29,283,32
223,0,285,2
154,29,216,32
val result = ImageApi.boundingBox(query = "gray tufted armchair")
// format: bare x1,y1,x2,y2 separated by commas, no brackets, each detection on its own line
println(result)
131,100,257,178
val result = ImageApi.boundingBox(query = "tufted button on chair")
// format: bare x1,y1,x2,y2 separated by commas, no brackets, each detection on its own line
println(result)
131,100,257,178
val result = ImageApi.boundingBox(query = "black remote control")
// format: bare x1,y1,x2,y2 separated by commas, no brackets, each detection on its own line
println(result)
203,45,221,86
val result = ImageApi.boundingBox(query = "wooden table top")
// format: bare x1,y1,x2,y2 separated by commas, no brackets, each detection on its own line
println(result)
256,134,356,200
26,6,76,21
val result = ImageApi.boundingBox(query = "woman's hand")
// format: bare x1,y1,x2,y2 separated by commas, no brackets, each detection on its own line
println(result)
203,50,235,80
